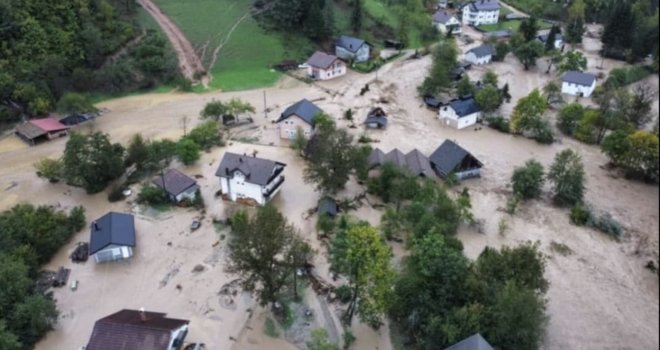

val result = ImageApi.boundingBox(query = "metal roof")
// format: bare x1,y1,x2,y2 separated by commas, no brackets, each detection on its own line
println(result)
335,35,368,53
368,148,434,177
89,212,136,254
307,51,341,69
468,44,494,58
152,169,198,197
561,71,596,86
447,97,481,117
365,116,388,127
215,152,286,186
444,333,494,350
432,11,455,24
277,99,324,125
467,0,500,11
429,140,483,177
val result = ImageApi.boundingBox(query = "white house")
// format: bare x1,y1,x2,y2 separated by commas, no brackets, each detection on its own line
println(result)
335,35,371,62
216,152,286,206
306,51,346,80
85,309,190,350
152,168,199,203
462,0,500,26
432,11,462,34
439,97,482,129
89,212,135,264
276,99,324,140
561,71,597,97
464,44,494,65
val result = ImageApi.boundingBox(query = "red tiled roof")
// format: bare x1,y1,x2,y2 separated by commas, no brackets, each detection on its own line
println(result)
29,117,69,132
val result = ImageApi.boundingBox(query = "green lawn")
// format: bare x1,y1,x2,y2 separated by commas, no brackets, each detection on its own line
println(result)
478,19,553,32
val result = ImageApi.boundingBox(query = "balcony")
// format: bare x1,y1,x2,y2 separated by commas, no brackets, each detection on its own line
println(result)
263,176,285,199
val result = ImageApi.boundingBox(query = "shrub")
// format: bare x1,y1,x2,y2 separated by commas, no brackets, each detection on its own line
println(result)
445,172,459,187
605,65,654,88
317,214,336,235
335,285,353,304
193,189,205,209
550,241,573,256
290,127,307,152
34,158,63,183
589,213,623,239
343,331,356,350
570,203,591,225
176,138,201,165
511,160,545,200
358,134,373,143
107,185,127,202
137,185,169,205
506,194,521,214
187,121,222,150
486,116,510,133
264,317,280,338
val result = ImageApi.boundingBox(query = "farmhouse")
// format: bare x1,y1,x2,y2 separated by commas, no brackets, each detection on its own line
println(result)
276,99,324,140
368,148,435,177
216,152,286,206
465,44,494,65
15,117,69,145
152,169,199,203
444,333,494,350
306,51,346,81
85,309,189,350
364,107,388,129
430,140,483,179
561,71,597,97
439,97,482,129
462,0,500,26
537,32,563,50
335,35,371,62
89,212,136,264
432,11,462,34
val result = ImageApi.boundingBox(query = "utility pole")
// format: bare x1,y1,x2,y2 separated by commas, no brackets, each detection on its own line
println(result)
263,90,267,119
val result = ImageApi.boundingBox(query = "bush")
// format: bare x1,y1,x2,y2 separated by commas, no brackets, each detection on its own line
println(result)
506,194,521,214
176,138,201,165
317,214,336,235
343,331,356,350
34,158,63,183
511,160,545,200
335,285,352,304
193,189,205,209
605,65,654,88
486,116,510,133
570,203,592,225
107,185,127,202
589,213,623,239
137,185,169,205
533,122,555,144
187,121,222,150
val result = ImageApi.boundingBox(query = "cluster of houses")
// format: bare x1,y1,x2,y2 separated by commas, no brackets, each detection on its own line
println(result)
305,34,372,81
432,0,500,35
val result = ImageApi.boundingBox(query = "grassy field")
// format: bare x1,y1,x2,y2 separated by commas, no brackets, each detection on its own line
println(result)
478,19,553,32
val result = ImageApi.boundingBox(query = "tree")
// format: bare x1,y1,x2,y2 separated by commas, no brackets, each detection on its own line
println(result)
565,0,585,44
474,242,548,293
351,0,363,33
331,223,394,327
475,85,502,115
419,40,458,96
456,75,475,97
0,256,31,317
601,1,635,59
125,134,150,169
627,83,655,128
9,295,58,347
175,138,201,165
514,40,544,70
200,98,255,123
547,149,586,206
56,92,98,115
510,89,548,135
493,41,510,61
286,236,313,301
500,83,512,103
0,321,21,350
558,51,587,73
511,160,545,200
63,132,125,194
542,81,562,104
34,158,63,183
603,130,659,182
482,70,499,87
187,121,222,150
308,329,340,350
545,25,560,52
227,205,297,305
574,109,602,144
556,103,585,135
368,162,420,211
200,100,228,122
518,17,540,42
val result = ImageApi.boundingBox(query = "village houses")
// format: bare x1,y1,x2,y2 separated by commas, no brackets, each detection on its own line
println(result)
335,35,371,62
216,152,286,206
306,51,346,80
152,168,199,203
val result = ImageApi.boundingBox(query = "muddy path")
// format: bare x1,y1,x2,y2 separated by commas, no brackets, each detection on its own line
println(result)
138,0,207,85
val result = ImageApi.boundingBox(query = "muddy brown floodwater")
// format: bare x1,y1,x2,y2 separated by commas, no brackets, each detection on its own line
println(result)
0,24,655,350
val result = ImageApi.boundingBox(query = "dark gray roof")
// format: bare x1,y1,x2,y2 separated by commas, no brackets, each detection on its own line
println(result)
365,116,388,127
368,148,386,169
468,44,494,58
447,97,481,117
432,11,454,24
386,149,407,168
429,140,483,176
368,148,434,177
152,169,197,196
405,149,435,177
307,51,341,69
215,152,286,186
336,35,368,53
484,29,512,39
86,309,189,350
89,212,136,254
318,197,338,217
561,71,596,86
467,0,500,11
277,99,324,125
444,333,494,350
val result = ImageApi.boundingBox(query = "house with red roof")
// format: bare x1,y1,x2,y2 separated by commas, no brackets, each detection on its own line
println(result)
15,117,69,145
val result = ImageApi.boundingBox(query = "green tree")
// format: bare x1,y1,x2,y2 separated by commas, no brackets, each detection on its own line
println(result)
574,109,602,144
558,51,588,73
475,242,548,293
308,328,340,350
511,160,545,200
557,103,585,135
175,138,201,165
125,134,150,169
627,83,655,128
0,256,31,317
56,92,98,115
510,89,549,135
331,224,394,327
542,81,562,104
63,132,125,194
456,75,475,97
601,1,635,59
545,25,560,52
547,149,586,206
565,0,585,44
367,162,420,211
482,70,499,87
0,321,21,350
601,129,632,166
137,185,169,205
603,130,659,182
351,0,363,33
34,158,63,183
9,295,58,347
493,41,510,61
419,39,458,96
475,85,502,115
187,121,221,150
286,236,313,301
200,100,228,122
514,40,544,70
518,17,540,42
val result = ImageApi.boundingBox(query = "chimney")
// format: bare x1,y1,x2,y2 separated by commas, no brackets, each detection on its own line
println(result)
139,307,146,321
93,221,99,231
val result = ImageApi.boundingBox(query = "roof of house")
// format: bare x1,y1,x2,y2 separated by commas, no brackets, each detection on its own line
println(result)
484,29,512,38
86,309,189,350
444,333,494,350
447,97,481,117
423,95,444,108
16,117,70,140
467,0,500,11
368,148,386,168
336,35,369,53
152,169,198,197
89,212,136,255
365,116,388,127
215,152,285,186
432,11,455,24
318,197,338,217
277,99,324,125
430,140,483,175
368,148,434,177
307,51,341,69
537,33,563,43
405,149,435,177
561,71,596,86
467,44,494,58
15,122,47,140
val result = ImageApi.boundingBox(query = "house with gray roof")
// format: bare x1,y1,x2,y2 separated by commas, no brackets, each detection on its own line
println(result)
306,51,346,81
439,97,482,129
433,10,462,34
152,168,199,203
89,212,136,263
365,107,388,129
335,35,371,62
430,140,483,179
276,99,325,140
465,44,494,65
561,70,597,97
444,333,494,350
216,152,286,205
462,0,500,26
368,148,435,177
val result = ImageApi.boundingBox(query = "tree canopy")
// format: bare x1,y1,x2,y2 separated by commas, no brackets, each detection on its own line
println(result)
419,39,459,96
63,132,125,194
548,149,586,206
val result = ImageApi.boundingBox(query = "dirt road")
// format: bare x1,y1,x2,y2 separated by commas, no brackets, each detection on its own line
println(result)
138,0,207,84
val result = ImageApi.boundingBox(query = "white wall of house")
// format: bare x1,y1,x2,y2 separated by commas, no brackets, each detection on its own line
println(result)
220,170,285,205
278,115,314,140
94,244,133,263
439,106,480,129
435,17,462,33
464,52,492,65
462,6,499,25
307,61,346,80
561,80,596,97
336,45,370,62
173,185,199,203
456,168,481,179
167,324,189,350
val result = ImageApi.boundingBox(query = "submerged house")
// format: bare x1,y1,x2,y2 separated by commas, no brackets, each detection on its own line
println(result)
335,35,371,62
306,51,346,81
561,71,597,97
85,309,190,350
364,107,388,129
439,97,482,129
215,152,286,206
465,44,494,65
15,117,70,145
152,169,199,203
433,11,462,34
368,148,435,177
276,99,324,140
429,140,483,179
89,212,136,264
